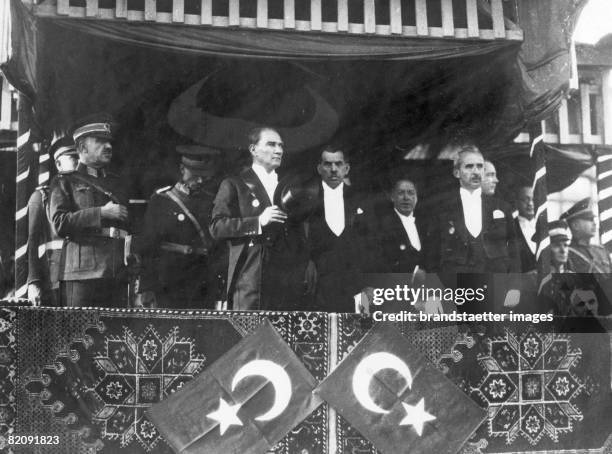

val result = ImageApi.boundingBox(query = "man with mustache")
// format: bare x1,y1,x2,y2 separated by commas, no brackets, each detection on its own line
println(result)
369,176,425,273
49,113,130,307
306,147,370,312
136,146,223,309
425,145,519,274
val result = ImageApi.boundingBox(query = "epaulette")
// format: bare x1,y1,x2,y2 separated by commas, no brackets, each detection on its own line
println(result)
156,185,173,194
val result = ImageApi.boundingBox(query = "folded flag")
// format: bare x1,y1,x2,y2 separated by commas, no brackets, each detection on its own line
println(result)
147,319,322,454
316,322,486,454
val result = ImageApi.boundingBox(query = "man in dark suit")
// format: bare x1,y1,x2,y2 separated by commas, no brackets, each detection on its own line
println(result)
514,185,537,272
27,137,78,306
49,114,130,307
370,176,425,273
210,127,310,310
425,145,519,275
306,147,368,312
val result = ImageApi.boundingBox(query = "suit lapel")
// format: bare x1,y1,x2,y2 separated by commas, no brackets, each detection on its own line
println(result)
241,168,272,207
388,209,410,244
482,195,492,233
343,185,354,228
453,191,470,241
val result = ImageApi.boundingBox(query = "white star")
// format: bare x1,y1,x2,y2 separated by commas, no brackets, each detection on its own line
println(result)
399,398,436,436
206,397,243,435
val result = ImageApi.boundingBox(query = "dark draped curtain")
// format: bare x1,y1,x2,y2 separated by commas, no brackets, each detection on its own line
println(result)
0,0,591,197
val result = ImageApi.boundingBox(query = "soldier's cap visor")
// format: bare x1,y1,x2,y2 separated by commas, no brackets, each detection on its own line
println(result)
53,146,78,161
72,123,113,141
181,156,216,174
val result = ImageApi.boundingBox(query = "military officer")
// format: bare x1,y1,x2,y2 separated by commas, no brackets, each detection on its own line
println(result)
27,136,78,306
561,198,612,273
49,113,130,307
136,146,223,309
537,220,575,314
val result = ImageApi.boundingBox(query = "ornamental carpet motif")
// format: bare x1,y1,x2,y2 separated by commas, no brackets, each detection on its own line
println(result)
0,308,16,452
333,318,612,454
2,307,611,454
8,308,328,454
443,325,612,454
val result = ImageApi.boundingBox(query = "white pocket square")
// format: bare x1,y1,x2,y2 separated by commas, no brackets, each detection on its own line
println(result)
493,209,505,219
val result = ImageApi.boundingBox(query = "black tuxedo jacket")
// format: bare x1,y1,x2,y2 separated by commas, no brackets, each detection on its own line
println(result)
514,217,537,272
369,205,424,273
425,190,520,274
306,182,369,312
210,167,308,310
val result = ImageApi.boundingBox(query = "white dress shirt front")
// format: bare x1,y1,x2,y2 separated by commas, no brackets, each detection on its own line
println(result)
252,163,278,204
322,182,345,236
460,187,482,238
394,209,421,251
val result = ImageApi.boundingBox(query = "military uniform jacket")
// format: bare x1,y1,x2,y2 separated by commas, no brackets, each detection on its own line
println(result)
139,184,217,296
425,191,520,273
568,241,612,273
26,186,63,289
49,163,128,281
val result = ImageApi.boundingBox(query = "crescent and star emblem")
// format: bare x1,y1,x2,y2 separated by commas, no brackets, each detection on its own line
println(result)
352,352,436,436
206,360,292,435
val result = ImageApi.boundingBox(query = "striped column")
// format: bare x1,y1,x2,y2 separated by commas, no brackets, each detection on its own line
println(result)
14,94,36,299
530,133,549,261
597,152,612,251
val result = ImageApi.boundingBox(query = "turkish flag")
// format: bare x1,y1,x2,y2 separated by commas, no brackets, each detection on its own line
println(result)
316,323,486,454
147,319,322,453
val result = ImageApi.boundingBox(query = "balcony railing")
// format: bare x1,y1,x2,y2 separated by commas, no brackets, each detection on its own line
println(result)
515,70,612,146
28,0,523,41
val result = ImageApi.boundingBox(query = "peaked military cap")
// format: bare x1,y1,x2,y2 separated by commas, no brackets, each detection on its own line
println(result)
71,112,115,141
560,197,595,221
177,144,221,174
548,219,572,242
50,136,77,161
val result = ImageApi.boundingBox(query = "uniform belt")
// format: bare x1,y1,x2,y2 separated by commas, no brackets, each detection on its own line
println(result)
38,239,64,257
99,227,129,239
160,241,208,256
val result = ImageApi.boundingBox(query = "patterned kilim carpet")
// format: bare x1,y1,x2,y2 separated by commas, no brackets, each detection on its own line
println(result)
1,307,611,453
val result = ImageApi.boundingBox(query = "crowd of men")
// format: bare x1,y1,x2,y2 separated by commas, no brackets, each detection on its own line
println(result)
26,114,612,315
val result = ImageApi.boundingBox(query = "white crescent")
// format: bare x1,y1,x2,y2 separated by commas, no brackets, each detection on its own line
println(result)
231,360,292,421
352,352,413,414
